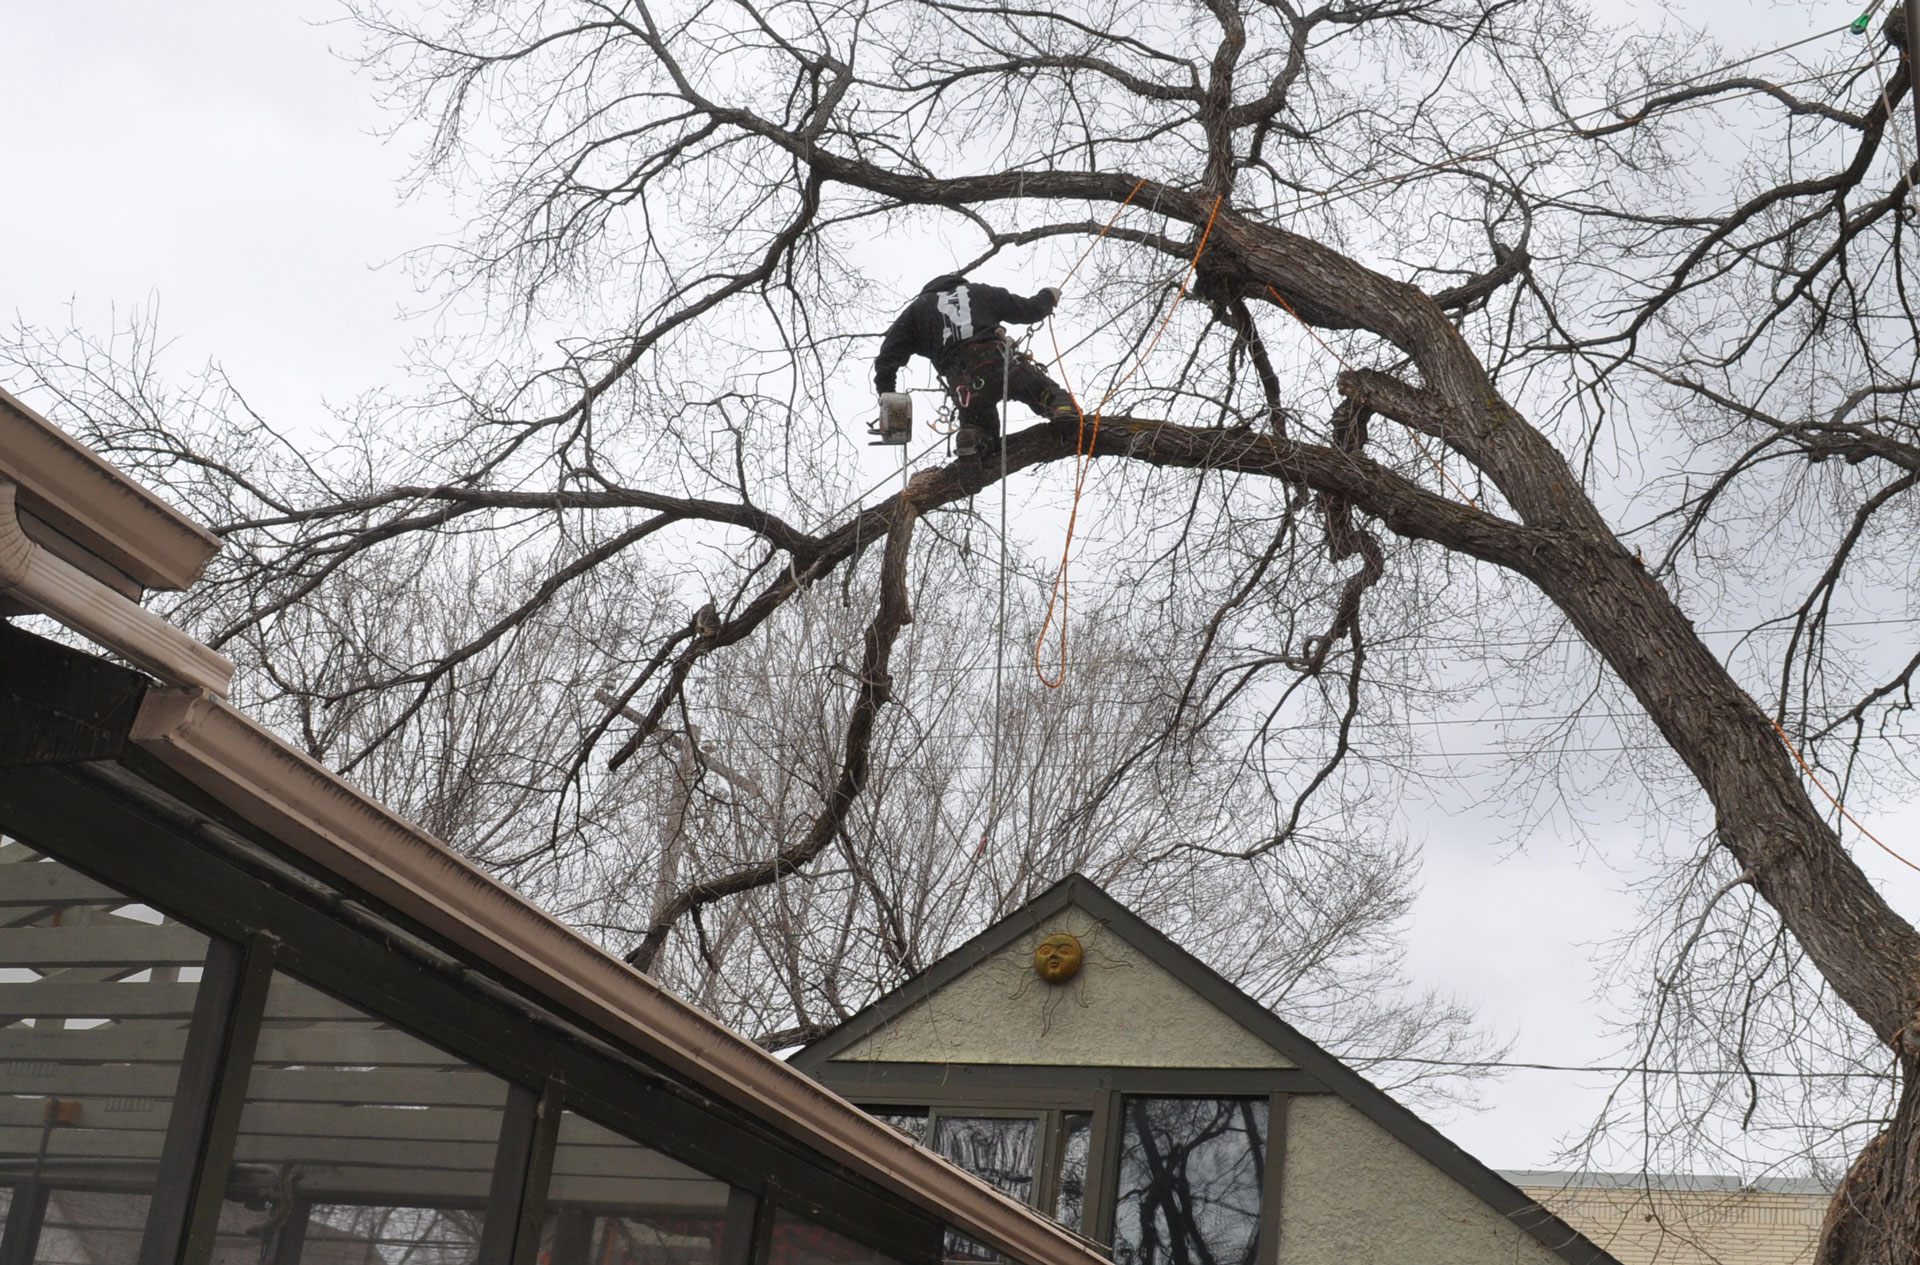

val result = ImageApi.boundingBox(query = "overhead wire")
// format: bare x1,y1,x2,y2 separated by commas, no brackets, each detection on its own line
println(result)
1346,1055,1897,1080
828,733,1920,773
683,613,1920,682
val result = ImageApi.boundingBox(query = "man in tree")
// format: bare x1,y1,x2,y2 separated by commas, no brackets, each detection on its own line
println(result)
873,273,1080,458
33,2,1920,1255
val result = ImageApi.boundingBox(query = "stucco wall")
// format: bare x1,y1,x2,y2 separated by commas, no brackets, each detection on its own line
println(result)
1275,1096,1566,1265
1519,1181,1825,1265
830,907,1292,1068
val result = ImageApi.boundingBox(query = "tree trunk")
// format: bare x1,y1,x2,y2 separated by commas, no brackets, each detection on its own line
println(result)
1341,313,1920,1258
1123,205,1920,1254
1817,1061,1920,1265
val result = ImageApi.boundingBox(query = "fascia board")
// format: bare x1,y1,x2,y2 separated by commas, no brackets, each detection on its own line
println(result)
0,386,219,592
126,686,1110,1265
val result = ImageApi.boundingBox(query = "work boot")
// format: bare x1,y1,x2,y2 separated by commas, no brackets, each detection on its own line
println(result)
1049,403,1083,437
955,425,986,458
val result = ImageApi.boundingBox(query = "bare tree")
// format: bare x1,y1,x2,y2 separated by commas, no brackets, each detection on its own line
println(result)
4,318,1496,1105
10,0,1920,1253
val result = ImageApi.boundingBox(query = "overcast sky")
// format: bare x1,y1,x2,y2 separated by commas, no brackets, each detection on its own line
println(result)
4,0,1912,1174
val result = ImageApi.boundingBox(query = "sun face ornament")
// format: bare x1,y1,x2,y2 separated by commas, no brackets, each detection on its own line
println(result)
1032,932,1084,984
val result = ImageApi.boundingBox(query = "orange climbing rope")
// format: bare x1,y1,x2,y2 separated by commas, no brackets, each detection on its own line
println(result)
1033,191,1224,688
1261,285,1481,511
1769,718,1920,875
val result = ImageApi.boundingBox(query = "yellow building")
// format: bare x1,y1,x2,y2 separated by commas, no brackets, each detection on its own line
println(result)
1506,1172,1831,1265
795,875,1625,1265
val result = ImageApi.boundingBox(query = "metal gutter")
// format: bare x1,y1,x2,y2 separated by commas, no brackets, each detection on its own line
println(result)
0,481,233,696
128,686,1110,1265
0,386,220,593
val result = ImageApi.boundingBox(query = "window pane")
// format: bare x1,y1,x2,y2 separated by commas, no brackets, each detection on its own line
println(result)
307,1206,483,1265
0,842,211,1265
209,972,508,1265
33,1191,151,1265
768,1206,903,1265
864,1110,927,1144
931,1117,1035,1203
1052,1113,1092,1232
540,1110,740,1265
932,1117,1035,1263
1111,1098,1267,1265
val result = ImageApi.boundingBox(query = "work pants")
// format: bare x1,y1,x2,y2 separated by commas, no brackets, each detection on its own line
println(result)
937,338,1078,437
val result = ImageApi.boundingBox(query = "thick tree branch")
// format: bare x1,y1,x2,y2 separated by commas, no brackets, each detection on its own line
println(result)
626,493,920,970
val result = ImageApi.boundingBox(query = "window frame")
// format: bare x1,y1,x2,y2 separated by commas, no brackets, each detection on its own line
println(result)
848,1083,1297,1265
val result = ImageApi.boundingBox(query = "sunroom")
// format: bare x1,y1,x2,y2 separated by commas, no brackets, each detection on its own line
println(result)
0,387,1101,1265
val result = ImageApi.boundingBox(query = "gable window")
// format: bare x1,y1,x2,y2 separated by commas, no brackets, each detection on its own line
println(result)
1052,1113,1092,1231
859,1106,1103,1258
932,1117,1038,1207
1111,1098,1267,1265
931,1115,1039,1262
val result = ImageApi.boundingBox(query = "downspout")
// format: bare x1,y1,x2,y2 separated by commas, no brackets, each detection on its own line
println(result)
0,479,232,696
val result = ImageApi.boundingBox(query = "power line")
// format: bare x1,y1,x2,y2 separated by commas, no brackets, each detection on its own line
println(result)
1345,1055,1896,1081
690,615,1920,680
857,735,1920,774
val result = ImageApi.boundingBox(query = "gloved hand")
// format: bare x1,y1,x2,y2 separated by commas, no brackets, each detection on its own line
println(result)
1041,285,1063,307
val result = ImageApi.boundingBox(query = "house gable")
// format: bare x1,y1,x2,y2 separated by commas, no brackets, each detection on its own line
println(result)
796,874,1619,1265
829,902,1293,1068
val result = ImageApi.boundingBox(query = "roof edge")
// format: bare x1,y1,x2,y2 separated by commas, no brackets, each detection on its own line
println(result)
0,385,220,592
1504,1170,1837,1196
1,480,234,695
126,686,1109,1265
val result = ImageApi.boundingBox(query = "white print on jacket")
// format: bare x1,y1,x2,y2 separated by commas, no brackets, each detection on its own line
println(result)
935,287,974,343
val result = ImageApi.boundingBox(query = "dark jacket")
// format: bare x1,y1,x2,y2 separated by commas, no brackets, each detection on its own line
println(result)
873,278,1058,392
